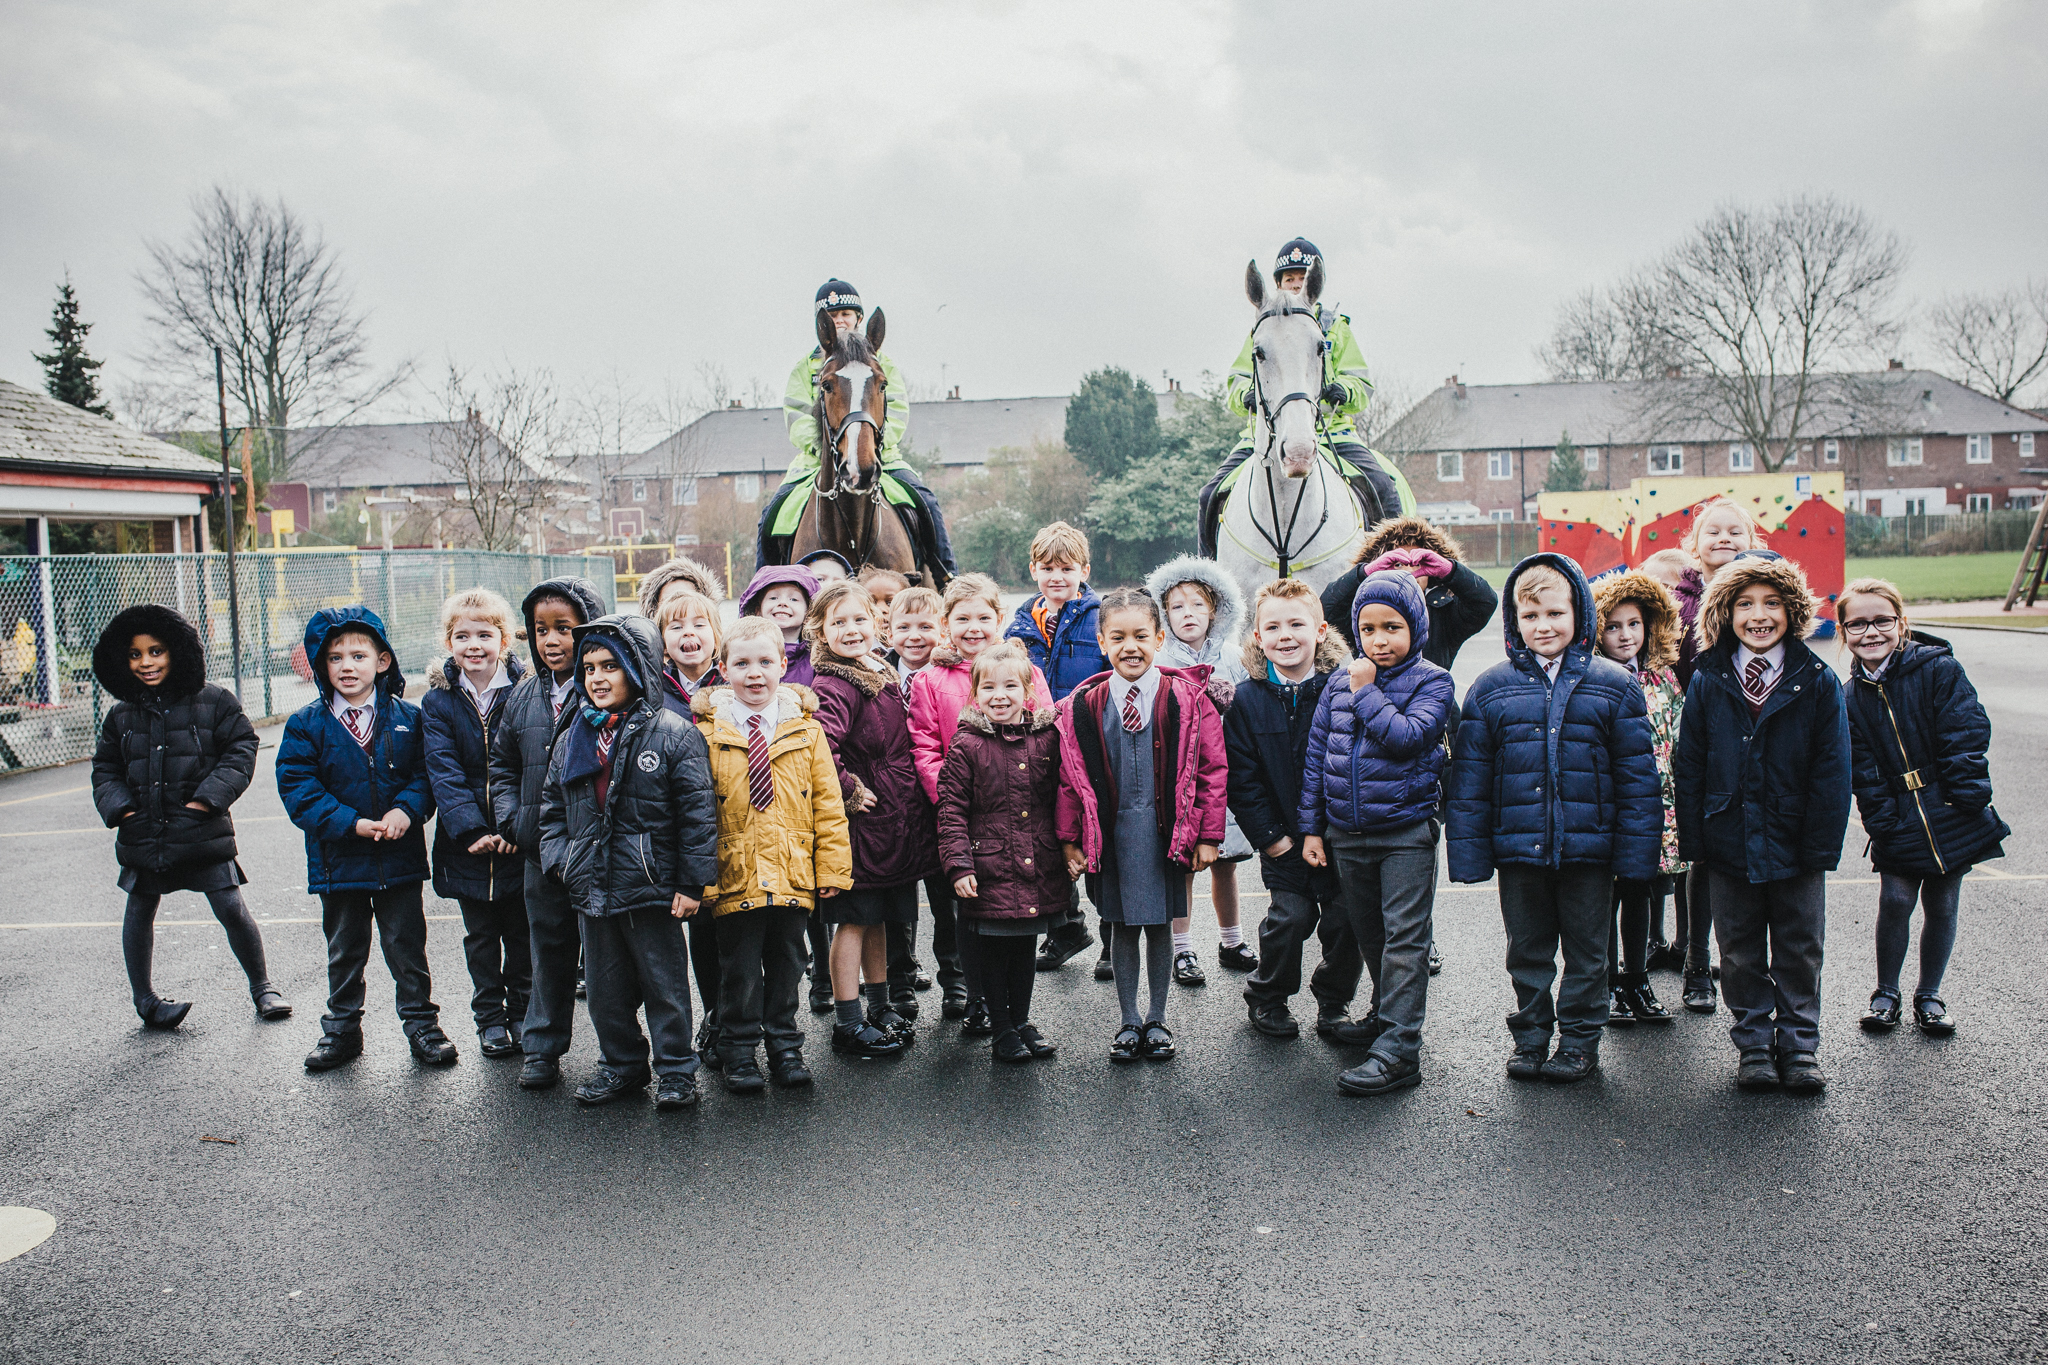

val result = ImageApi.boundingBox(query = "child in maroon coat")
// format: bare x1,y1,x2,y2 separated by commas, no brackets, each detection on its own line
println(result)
935,642,1072,1063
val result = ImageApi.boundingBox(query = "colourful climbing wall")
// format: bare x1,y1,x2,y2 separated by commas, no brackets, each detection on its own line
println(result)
1539,473,1847,622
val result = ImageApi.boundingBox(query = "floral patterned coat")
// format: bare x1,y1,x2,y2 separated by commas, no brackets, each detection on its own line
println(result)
1633,664,1689,876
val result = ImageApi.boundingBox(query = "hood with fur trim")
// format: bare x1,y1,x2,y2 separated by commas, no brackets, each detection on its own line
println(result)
809,650,893,697
1592,570,1683,671
428,651,528,693
1351,514,1464,568
956,703,1057,736
1239,629,1352,681
94,603,206,704
1144,556,1245,648
636,556,723,617
690,682,820,731
1696,552,1820,653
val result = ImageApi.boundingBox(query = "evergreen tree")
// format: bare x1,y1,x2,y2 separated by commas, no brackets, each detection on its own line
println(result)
1063,367,1159,481
35,275,112,418
1544,429,1586,492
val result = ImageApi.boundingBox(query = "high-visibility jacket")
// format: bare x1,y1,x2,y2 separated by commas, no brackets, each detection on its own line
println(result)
1224,301,1371,446
780,347,911,485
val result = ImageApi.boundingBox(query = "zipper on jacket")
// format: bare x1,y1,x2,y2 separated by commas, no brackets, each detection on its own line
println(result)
1876,679,1944,874
480,701,496,903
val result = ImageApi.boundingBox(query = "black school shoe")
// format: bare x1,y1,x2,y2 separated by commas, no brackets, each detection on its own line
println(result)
1541,1048,1599,1084
1505,1044,1547,1081
1216,942,1258,972
1606,987,1636,1027
138,996,193,1030
654,1075,700,1110
574,1066,650,1105
1775,1051,1828,1093
1093,946,1115,982
1140,1022,1175,1060
1323,1010,1385,1048
1645,939,1685,973
1016,1022,1057,1059
1108,1026,1144,1063
1337,1054,1420,1096
1428,944,1445,976
959,998,995,1036
832,1021,905,1058
1248,1001,1300,1039
518,1055,561,1089
251,984,293,1021
808,981,834,1015
407,1026,459,1067
868,1001,916,1047
889,988,922,1022
1735,1048,1779,1091
478,1025,519,1058
941,984,970,1018
1036,931,1094,972
1682,970,1718,1014
722,1058,767,1093
304,1032,363,1071
1172,951,1206,986
1861,992,1903,1032
768,1049,813,1087
1625,981,1674,1024
992,1029,1033,1064
1914,998,1957,1037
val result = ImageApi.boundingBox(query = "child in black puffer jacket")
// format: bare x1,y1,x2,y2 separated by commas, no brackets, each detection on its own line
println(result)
91,604,287,1029
1838,578,2008,1039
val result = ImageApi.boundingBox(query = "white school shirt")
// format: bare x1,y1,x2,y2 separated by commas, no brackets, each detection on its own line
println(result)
1105,667,1161,729
550,672,577,718
1738,640,1787,690
329,691,376,745
1537,653,1565,684
460,665,513,716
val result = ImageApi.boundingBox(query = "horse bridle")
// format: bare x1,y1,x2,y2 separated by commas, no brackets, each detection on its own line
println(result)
1245,304,1336,579
811,363,890,569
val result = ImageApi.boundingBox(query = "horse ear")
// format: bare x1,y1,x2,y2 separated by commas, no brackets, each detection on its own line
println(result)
1304,259,1324,305
816,308,836,355
866,307,886,353
1245,260,1265,309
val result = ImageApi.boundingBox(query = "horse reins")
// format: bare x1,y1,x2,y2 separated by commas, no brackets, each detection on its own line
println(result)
812,363,891,570
1246,304,1336,579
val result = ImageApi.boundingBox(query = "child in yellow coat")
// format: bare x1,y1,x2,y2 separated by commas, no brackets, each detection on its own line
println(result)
693,616,853,1092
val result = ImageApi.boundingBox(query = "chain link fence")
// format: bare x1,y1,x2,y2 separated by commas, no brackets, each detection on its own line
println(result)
1845,509,2041,557
0,549,615,773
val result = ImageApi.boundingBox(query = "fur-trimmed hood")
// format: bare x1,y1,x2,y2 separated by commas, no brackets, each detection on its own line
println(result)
1352,514,1464,568
809,650,894,697
929,644,968,670
1145,555,1246,646
1696,551,1820,652
691,682,820,730
956,703,1057,736
1593,570,1683,671
94,603,206,703
636,556,723,617
427,652,528,693
1239,629,1351,680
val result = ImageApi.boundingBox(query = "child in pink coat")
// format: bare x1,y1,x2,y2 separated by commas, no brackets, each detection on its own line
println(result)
909,574,1050,803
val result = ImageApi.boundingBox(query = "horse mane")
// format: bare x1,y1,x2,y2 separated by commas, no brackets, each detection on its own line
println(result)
825,328,872,368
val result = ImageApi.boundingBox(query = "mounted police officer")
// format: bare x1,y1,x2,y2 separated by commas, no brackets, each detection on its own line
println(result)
755,279,957,579
1196,238,1413,559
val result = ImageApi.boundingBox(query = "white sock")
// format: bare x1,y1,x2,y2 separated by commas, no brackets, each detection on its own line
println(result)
1220,924,1243,949
1172,930,1192,955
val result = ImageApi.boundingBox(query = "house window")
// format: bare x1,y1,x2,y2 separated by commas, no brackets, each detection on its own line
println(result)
1728,443,1755,472
1486,450,1513,480
734,474,761,503
632,479,648,503
1649,444,1684,475
1488,509,1515,523
1904,497,1928,516
1966,435,1993,464
673,477,698,506
1966,493,1993,513
1581,447,1599,472
1887,438,1923,467
1438,451,1463,482
1824,440,1840,465
2024,434,2036,458
321,490,337,515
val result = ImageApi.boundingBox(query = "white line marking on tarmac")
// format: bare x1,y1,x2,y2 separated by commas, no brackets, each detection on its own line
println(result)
0,785,87,807
0,1207,56,1263
0,815,288,838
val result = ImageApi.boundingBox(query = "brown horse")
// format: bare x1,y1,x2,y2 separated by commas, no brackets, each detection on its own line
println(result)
788,308,942,588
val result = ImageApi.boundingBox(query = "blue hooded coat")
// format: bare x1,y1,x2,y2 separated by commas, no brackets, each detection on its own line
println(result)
1446,554,1662,884
422,650,527,902
1297,571,1456,837
275,606,434,893
1005,585,1106,703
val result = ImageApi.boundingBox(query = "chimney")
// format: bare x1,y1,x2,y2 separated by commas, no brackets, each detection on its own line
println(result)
948,386,961,401
727,399,742,409
1663,365,1681,380
1888,358,1905,370
1453,376,1467,400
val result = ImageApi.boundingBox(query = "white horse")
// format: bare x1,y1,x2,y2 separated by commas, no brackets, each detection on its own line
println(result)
1215,259,1367,607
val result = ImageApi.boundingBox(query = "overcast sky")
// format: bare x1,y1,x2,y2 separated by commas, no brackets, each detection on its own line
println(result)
3,0,2043,446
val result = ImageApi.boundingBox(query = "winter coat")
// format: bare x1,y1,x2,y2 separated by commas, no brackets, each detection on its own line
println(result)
1004,587,1106,702
660,664,723,721
1320,517,1499,670
1055,667,1229,874
935,705,1069,919
275,606,433,894
1299,571,1456,837
90,604,258,875
909,647,1052,802
1592,569,1689,876
488,576,608,860
1147,556,1250,685
538,616,719,918
1225,633,1349,899
422,653,528,902
1673,554,1851,884
693,684,855,914
1846,633,2006,878
738,564,818,687
1447,554,1663,884
1672,567,1706,688
810,652,940,889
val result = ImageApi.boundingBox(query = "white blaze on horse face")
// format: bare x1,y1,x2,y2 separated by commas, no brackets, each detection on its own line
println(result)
1258,314,1323,478
834,360,874,483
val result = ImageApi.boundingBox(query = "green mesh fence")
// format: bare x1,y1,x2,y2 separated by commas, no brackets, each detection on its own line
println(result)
0,549,615,773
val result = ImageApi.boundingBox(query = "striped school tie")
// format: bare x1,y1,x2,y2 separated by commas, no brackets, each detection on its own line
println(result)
1743,655,1773,708
746,715,774,811
341,706,372,748
1122,685,1143,733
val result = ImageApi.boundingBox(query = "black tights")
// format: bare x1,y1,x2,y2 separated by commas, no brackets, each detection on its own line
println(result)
1111,922,1173,1028
123,887,269,1006
1610,878,1652,984
956,932,1038,1033
1666,869,1712,972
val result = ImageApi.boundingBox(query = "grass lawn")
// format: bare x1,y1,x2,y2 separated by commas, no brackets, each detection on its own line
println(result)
1474,552,2026,602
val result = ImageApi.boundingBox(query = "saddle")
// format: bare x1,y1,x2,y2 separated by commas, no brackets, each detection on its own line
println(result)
1201,447,1379,565
767,474,949,587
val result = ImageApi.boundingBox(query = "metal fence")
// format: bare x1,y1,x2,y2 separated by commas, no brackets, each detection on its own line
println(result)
1447,521,1543,568
0,549,615,773
1845,510,2040,557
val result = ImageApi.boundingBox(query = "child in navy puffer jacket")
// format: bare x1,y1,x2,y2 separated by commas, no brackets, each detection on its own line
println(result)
1448,554,1662,1086
1299,570,1455,1097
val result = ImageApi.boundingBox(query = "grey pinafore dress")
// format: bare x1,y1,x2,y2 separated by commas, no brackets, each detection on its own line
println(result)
1092,690,1185,927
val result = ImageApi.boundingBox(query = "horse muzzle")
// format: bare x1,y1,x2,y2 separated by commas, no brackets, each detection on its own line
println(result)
1280,439,1317,478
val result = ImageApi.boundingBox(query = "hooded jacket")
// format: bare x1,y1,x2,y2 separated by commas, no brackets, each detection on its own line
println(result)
1845,631,2008,877
809,651,940,889
1446,554,1663,884
275,606,434,893
1673,554,1852,883
1672,566,1706,687
636,556,724,617
1146,556,1250,685
935,704,1069,919
422,651,528,901
90,604,258,875
537,615,719,917
1225,630,1349,898
693,683,855,913
1592,570,1689,877
1004,586,1107,702
1055,665,1229,874
909,646,1052,802
1299,571,1456,837
488,576,608,859
739,563,818,688
1319,517,1499,670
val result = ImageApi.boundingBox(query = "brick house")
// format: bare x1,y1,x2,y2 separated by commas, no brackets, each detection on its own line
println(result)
1387,369,2048,521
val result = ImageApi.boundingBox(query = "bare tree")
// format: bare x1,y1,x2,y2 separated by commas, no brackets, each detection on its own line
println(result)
1535,284,1673,382
1626,196,1908,471
427,363,580,552
1924,282,2048,405
136,187,406,478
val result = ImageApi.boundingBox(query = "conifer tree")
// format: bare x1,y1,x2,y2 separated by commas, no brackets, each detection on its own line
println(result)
1544,429,1586,492
35,275,112,418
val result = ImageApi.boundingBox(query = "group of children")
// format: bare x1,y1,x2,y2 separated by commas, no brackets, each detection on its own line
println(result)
89,498,2005,1105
